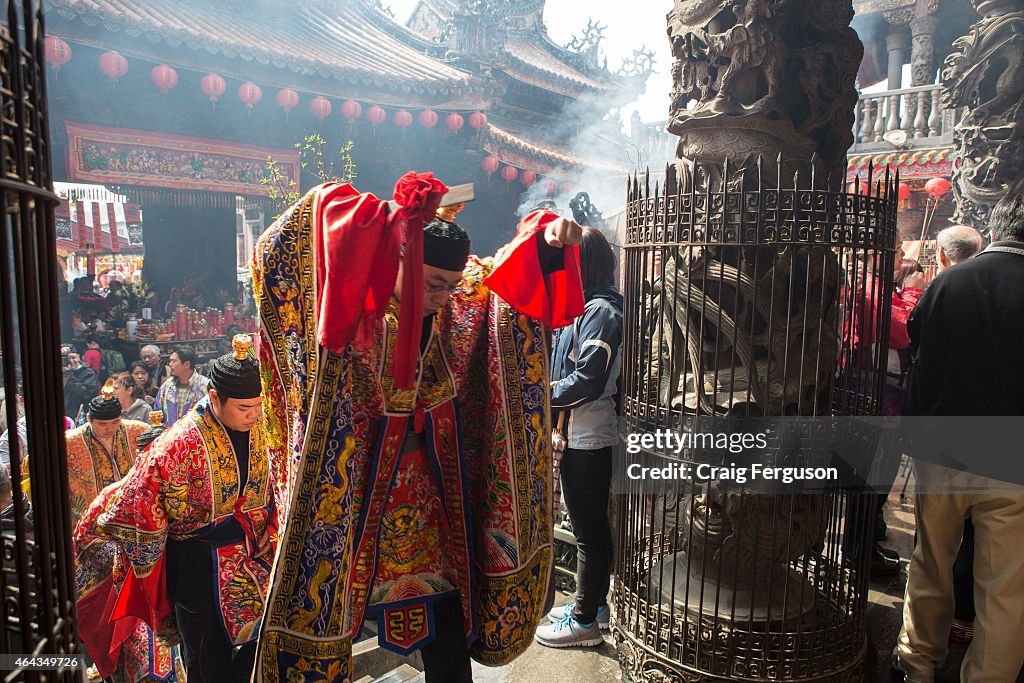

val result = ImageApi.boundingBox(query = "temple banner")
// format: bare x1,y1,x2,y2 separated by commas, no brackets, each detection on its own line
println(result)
65,121,300,197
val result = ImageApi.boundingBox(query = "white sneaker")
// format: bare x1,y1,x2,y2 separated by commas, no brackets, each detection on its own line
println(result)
535,615,604,648
546,603,610,630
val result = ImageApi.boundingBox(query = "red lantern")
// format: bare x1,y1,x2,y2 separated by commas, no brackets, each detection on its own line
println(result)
238,81,263,116
561,181,574,195
521,170,537,187
393,110,413,129
276,88,299,120
150,64,178,95
341,100,362,122
501,165,518,183
897,182,911,201
925,177,951,198
481,156,499,176
44,36,71,70
200,73,227,110
446,112,464,133
366,105,387,128
545,180,558,196
469,111,488,130
310,96,332,121
419,109,438,129
98,50,128,84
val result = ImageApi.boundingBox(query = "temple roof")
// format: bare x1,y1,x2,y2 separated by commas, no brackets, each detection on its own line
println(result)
44,0,494,107
503,38,616,98
484,117,630,177
406,0,636,103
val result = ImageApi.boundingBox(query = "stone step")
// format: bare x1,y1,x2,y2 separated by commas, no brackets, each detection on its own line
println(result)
353,663,423,683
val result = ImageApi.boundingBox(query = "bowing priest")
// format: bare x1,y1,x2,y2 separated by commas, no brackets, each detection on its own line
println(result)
74,335,275,683
253,174,585,682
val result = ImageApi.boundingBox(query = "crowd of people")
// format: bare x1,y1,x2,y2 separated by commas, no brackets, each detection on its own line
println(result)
1,176,1022,683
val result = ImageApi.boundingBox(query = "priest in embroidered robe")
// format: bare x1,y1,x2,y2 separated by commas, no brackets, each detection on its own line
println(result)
73,335,276,683
63,380,148,523
77,411,187,683
253,174,584,682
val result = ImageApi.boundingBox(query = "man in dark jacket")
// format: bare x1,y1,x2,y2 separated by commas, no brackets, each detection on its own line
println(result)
895,189,1024,682
62,345,99,421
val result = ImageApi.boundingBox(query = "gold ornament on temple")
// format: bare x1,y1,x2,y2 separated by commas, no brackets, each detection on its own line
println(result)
100,378,116,401
148,411,164,427
232,333,254,360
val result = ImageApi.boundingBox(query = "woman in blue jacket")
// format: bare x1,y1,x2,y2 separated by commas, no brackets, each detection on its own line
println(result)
536,226,622,648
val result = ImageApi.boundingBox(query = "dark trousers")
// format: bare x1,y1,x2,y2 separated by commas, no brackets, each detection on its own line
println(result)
953,517,976,622
174,603,256,683
560,446,614,624
420,596,473,683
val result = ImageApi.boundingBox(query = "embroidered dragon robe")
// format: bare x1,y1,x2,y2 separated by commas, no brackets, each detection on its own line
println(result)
73,398,275,680
252,183,582,681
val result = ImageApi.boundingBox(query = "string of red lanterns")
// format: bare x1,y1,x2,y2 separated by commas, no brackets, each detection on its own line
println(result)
40,40,565,170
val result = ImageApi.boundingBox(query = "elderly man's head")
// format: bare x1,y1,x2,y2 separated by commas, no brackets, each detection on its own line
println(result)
140,345,161,369
935,225,983,272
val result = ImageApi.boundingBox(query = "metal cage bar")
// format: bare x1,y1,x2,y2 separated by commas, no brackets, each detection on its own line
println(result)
0,1,80,680
614,159,897,682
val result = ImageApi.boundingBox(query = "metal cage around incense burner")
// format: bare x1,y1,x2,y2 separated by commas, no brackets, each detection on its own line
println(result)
0,2,82,680
613,159,898,682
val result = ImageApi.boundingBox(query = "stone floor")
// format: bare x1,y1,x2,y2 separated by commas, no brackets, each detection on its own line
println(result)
366,463,1024,682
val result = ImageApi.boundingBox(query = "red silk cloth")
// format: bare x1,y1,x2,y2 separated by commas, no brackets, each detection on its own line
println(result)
315,173,448,389
484,209,584,328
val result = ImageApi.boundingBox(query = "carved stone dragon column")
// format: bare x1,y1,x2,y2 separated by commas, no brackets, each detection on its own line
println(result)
652,0,863,615
668,0,863,185
942,0,1024,231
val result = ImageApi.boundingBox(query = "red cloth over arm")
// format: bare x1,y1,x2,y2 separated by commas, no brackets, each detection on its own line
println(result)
483,210,584,328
